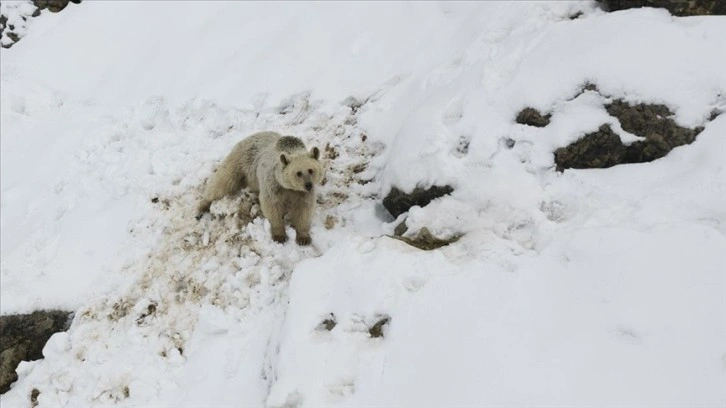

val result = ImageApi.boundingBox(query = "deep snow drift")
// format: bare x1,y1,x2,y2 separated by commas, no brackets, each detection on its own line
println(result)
1,1,725,407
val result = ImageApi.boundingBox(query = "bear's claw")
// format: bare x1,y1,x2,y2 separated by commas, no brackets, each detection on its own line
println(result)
272,234,288,244
296,235,311,246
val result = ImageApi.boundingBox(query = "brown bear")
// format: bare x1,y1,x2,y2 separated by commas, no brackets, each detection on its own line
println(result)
197,131,325,245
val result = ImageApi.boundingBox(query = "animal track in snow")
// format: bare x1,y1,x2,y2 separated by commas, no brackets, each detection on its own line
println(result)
326,378,355,399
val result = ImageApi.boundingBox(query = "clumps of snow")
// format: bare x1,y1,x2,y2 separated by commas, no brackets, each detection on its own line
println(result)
0,1,37,48
1,80,385,406
0,0,79,48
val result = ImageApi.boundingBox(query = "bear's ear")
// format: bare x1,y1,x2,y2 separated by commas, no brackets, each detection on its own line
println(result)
280,154,289,166
309,147,320,160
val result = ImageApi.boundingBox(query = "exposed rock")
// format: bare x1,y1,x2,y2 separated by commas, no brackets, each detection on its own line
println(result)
515,107,551,128
609,100,702,162
6,32,19,43
31,388,40,407
555,125,627,171
606,100,701,140
382,185,454,218
709,108,722,121
0,310,73,394
318,314,337,331
555,100,705,171
599,0,726,16
33,0,80,13
393,218,408,237
368,316,390,338
583,83,599,93
391,227,461,251
570,82,601,100
1,0,80,49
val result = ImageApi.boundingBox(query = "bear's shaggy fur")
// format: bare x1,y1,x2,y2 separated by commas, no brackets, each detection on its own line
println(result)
197,131,324,245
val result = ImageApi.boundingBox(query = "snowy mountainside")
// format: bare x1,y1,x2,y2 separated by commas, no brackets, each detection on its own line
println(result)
1,1,725,407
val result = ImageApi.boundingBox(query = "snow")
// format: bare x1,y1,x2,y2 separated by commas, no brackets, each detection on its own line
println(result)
0,1,38,47
2,1,725,407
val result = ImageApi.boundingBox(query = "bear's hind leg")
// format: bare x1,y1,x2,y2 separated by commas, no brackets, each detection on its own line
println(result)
196,165,247,219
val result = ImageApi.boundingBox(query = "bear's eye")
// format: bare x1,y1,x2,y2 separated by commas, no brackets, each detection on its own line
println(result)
308,169,313,174
296,171,302,177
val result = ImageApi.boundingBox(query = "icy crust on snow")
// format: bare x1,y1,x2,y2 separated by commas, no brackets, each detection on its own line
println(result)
1,1,726,407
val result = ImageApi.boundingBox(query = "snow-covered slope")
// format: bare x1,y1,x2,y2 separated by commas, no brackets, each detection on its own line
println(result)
2,1,725,407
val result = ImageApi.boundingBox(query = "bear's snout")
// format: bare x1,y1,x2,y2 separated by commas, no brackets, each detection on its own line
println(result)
305,182,313,191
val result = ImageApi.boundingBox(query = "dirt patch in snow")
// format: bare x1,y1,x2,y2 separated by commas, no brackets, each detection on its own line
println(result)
390,227,461,251
10,93,385,404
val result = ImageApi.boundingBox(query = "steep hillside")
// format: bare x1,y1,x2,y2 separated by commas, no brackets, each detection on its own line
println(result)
1,2,725,407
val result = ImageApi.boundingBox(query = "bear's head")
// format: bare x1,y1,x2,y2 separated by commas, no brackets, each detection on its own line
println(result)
278,147,324,192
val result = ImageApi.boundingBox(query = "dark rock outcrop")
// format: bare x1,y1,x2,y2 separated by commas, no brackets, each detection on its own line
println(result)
33,0,81,13
393,218,409,237
383,185,454,218
368,316,390,338
317,314,336,331
1,0,81,49
607,100,703,162
515,107,551,128
555,100,704,171
599,0,726,16
555,125,627,171
1,310,73,394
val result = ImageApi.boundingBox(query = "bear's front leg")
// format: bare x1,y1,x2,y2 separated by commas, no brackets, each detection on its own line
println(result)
290,199,313,246
260,192,287,243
